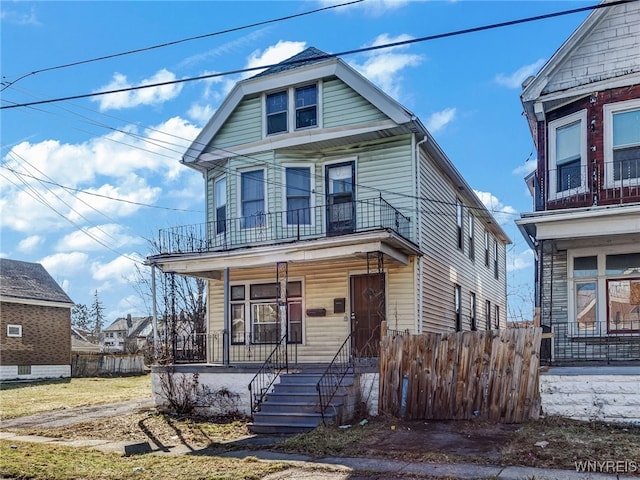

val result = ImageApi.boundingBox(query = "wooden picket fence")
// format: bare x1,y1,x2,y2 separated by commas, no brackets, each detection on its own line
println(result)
379,325,542,423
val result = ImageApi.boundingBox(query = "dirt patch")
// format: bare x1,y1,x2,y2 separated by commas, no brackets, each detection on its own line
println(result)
364,419,519,460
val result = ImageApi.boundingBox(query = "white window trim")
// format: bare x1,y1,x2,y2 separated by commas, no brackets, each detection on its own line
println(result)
262,81,321,138
7,324,22,337
229,279,305,345
237,167,267,230
282,164,316,227
567,245,640,336
603,98,640,188
547,109,588,201
213,175,227,234
322,157,357,232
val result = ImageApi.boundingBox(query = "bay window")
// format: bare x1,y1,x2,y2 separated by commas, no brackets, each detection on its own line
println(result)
548,110,587,199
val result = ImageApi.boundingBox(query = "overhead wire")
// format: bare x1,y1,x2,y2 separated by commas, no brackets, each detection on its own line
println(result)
1,0,634,110
0,0,365,91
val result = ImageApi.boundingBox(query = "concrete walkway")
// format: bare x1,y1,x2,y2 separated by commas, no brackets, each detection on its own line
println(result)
1,400,638,480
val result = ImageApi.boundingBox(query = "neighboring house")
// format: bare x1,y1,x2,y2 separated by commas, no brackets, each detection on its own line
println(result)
0,258,74,380
148,47,510,428
71,327,101,353
516,0,640,423
102,314,153,352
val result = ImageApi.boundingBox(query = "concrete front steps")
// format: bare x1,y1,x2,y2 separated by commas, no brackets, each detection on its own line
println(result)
248,368,356,434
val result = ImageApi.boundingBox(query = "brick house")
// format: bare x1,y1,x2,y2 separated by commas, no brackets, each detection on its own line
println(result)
0,258,74,380
515,0,640,423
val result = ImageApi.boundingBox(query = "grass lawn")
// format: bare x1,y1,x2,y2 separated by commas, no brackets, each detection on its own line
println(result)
0,375,151,419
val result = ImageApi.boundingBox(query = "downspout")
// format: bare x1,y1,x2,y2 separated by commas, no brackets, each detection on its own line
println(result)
415,135,428,334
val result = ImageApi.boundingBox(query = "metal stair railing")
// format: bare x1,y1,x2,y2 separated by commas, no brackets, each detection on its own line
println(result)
248,334,288,416
316,333,353,425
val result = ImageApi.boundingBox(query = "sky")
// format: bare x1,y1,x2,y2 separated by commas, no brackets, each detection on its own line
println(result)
0,0,596,326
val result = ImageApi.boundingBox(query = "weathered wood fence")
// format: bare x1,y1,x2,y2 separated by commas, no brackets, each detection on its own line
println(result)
71,353,146,377
379,326,542,423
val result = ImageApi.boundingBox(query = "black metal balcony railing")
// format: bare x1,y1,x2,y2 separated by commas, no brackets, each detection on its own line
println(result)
546,322,640,365
532,158,640,211
158,196,411,255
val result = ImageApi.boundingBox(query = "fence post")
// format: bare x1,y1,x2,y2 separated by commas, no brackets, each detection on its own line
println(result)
380,320,387,339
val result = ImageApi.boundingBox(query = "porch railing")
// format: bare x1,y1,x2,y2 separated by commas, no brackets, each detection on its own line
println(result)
531,158,640,211
248,334,289,415
157,195,411,255
316,333,353,425
549,322,640,364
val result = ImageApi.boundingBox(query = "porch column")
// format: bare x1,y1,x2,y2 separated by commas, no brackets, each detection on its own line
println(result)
223,267,229,366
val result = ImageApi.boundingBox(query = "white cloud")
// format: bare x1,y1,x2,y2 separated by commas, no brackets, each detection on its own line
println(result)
1,6,41,26
188,103,215,126
93,69,183,111
473,190,518,226
512,160,537,176
1,116,200,233
17,235,44,253
244,41,307,78
40,252,90,280
507,249,534,273
494,59,546,89
91,253,144,285
426,108,456,134
56,224,143,252
349,34,423,99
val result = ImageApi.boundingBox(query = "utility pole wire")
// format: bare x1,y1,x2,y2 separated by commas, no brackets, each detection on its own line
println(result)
0,0,364,92
0,0,633,111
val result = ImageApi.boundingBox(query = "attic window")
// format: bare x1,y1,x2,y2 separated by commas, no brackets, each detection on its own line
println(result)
295,85,317,129
266,91,288,134
7,324,22,337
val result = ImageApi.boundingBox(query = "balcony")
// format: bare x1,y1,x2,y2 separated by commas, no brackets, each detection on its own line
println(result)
158,196,411,256
533,158,640,211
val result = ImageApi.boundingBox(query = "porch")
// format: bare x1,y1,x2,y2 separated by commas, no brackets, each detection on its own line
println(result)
156,195,412,256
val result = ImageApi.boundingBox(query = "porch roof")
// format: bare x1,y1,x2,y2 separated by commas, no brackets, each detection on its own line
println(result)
148,230,420,278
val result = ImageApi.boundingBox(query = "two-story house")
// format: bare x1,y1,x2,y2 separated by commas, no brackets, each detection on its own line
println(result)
516,0,640,423
149,47,510,428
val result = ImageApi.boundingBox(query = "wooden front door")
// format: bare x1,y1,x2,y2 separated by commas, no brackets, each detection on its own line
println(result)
350,273,385,358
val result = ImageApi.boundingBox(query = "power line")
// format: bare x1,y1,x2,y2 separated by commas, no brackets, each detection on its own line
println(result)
0,0,364,92
1,0,632,111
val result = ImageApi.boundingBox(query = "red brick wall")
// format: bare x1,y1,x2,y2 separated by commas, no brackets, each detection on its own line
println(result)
0,302,71,366
537,84,640,210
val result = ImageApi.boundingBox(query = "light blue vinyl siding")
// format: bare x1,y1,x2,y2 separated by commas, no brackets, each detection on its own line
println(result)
323,78,387,128
209,96,262,150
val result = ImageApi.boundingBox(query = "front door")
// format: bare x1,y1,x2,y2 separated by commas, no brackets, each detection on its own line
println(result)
326,162,355,236
350,273,385,358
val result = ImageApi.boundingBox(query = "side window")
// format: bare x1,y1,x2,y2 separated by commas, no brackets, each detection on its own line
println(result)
468,215,475,261
454,284,462,332
494,305,500,329
485,300,491,330
456,199,463,251
470,292,477,331
214,176,226,234
484,231,490,267
494,240,499,280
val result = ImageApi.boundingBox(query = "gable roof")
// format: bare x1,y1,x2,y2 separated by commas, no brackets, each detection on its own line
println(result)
521,0,640,121
252,47,333,78
0,258,74,306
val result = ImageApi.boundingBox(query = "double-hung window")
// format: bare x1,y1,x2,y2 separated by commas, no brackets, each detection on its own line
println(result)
214,176,226,234
548,110,587,199
468,215,475,261
285,167,311,225
265,84,318,136
266,91,288,135
241,170,265,229
604,99,640,187
295,85,317,129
